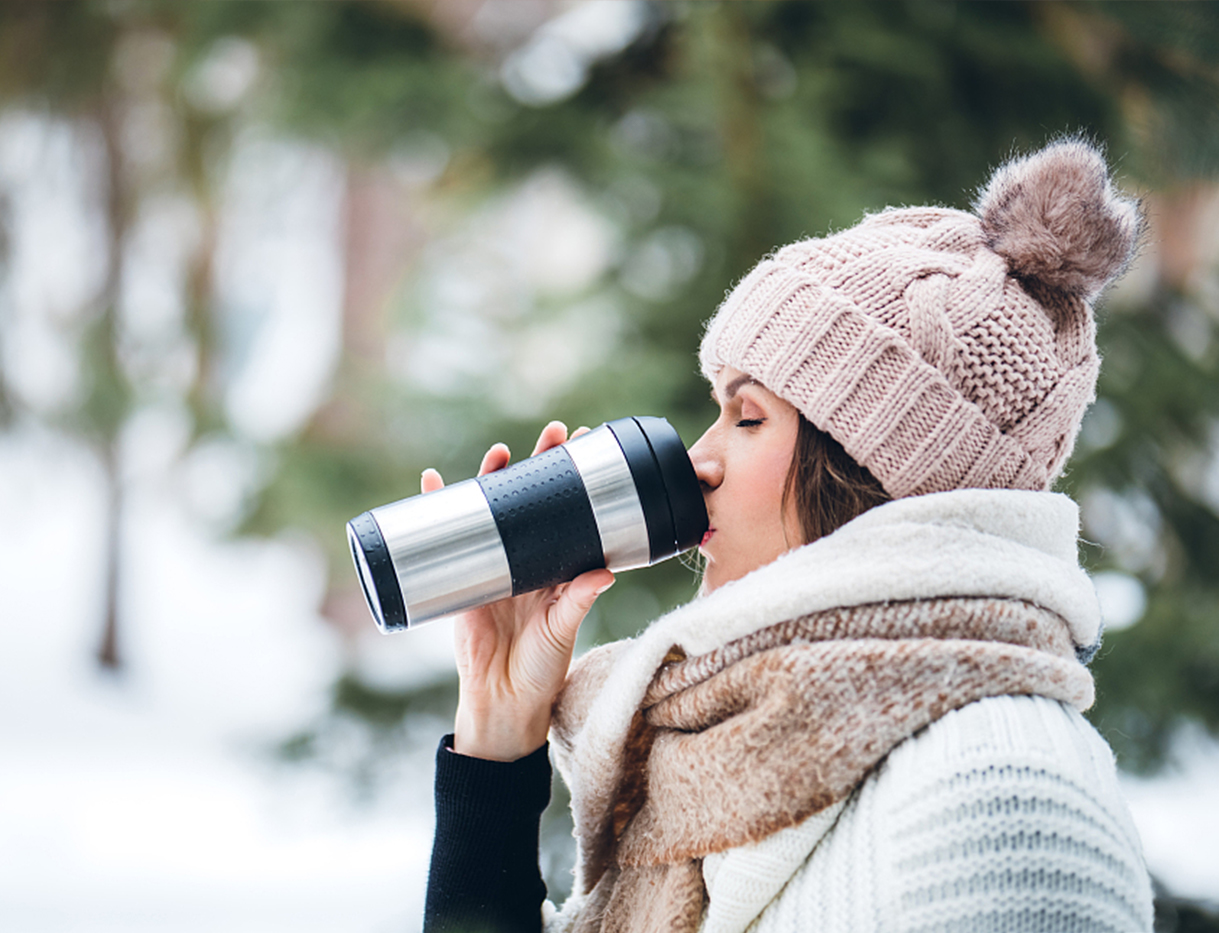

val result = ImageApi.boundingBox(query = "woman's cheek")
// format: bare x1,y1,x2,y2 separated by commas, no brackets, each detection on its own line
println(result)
757,441,795,510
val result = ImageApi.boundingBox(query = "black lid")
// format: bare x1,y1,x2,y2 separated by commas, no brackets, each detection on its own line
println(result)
633,416,708,553
605,416,708,561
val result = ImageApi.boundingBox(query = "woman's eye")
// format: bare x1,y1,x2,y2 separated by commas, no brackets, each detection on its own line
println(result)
736,418,764,428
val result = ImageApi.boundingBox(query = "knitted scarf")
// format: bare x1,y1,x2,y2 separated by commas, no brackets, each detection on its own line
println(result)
547,490,1100,933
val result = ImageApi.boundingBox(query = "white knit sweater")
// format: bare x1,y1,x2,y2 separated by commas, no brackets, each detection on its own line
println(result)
700,695,1153,933
548,490,1154,933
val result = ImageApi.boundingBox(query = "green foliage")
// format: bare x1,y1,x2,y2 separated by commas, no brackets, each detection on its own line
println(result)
277,671,458,797
0,2,117,111
254,3,483,157
331,670,457,725
243,433,409,570
7,6,1219,902
1154,882,1219,933
74,307,134,445
227,2,1219,791
1093,0,1219,182
202,5,1219,902
1067,291,1219,771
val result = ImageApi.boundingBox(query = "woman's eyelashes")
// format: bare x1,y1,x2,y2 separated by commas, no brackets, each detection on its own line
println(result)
736,418,764,428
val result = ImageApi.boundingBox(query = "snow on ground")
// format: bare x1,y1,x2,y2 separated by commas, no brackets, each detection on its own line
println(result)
0,427,454,933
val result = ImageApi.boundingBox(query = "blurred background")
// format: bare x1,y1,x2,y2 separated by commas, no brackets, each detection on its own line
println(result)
1,1,1218,930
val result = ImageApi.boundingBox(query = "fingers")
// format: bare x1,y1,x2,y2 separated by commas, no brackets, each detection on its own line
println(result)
547,569,614,651
571,425,591,439
424,442,508,491
421,468,444,494
433,420,585,490
531,420,569,457
478,443,511,477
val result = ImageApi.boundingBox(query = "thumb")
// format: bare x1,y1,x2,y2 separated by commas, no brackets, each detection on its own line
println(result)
548,569,615,650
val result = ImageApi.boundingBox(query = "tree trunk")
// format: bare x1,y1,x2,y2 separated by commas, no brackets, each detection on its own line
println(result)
96,440,122,670
92,98,131,672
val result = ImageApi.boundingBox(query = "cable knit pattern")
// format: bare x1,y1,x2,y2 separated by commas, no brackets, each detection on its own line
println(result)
700,139,1140,497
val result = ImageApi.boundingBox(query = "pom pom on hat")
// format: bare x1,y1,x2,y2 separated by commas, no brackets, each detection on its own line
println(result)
974,137,1142,301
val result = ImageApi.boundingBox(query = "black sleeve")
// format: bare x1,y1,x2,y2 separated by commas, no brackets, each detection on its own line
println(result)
423,734,552,933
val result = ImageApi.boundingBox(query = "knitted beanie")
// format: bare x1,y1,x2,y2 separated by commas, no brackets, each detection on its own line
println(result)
699,139,1142,498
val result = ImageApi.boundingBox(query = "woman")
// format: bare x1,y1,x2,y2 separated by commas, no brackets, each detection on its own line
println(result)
423,139,1155,933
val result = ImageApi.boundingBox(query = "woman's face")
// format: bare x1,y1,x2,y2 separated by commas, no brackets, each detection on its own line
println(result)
688,366,802,593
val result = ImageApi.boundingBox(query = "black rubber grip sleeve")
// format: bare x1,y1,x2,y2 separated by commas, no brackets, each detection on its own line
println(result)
477,446,604,594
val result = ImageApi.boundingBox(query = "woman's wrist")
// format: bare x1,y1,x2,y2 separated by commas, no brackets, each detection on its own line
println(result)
452,697,551,762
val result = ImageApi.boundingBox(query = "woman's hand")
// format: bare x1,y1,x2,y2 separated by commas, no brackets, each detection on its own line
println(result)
422,421,614,762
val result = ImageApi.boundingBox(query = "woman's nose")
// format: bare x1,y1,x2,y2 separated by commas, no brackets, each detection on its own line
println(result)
688,430,723,490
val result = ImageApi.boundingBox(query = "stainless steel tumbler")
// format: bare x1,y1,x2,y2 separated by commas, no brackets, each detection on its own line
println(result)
346,416,708,632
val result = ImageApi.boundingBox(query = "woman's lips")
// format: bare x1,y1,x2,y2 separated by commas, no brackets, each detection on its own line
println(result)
700,528,715,548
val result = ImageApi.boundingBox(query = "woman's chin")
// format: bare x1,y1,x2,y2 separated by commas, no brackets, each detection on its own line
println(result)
701,550,788,595
699,561,739,595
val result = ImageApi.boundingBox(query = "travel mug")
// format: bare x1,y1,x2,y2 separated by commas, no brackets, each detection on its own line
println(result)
347,416,707,632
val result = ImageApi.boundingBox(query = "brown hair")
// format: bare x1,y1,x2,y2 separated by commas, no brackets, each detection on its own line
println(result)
783,416,891,545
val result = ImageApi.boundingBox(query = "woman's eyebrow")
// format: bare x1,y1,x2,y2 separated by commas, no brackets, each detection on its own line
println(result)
721,374,758,401
711,374,758,404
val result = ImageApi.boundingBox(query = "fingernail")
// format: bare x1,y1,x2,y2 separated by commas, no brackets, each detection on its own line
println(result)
594,580,615,596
